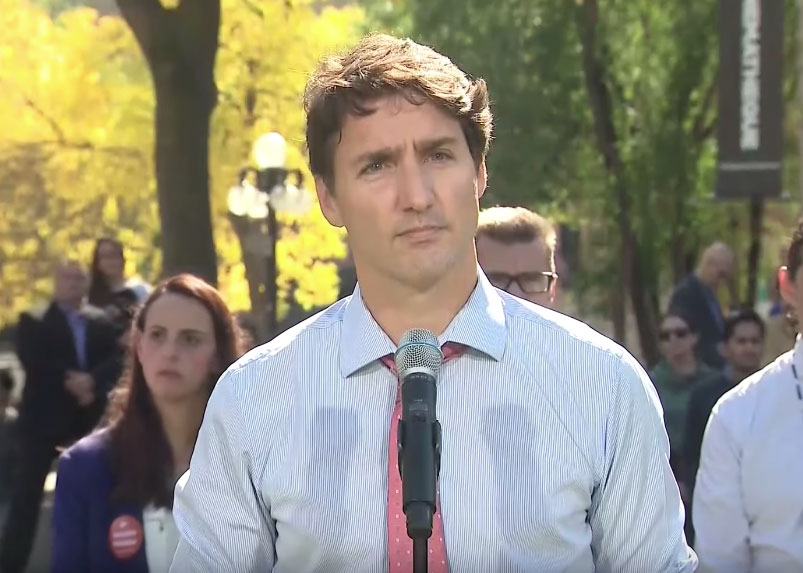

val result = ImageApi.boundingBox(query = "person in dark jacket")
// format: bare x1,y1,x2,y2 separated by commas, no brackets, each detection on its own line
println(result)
0,369,18,528
668,242,734,369
51,274,242,572
0,259,122,573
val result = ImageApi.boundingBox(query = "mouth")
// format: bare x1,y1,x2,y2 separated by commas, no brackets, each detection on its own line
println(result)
157,369,182,379
398,225,445,241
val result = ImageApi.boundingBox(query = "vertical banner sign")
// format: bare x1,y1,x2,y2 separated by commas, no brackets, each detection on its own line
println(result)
716,0,784,199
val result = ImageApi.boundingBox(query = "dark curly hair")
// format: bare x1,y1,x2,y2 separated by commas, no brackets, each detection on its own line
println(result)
304,33,493,190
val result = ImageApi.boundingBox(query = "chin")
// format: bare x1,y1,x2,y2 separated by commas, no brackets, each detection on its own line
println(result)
401,263,449,288
152,388,196,405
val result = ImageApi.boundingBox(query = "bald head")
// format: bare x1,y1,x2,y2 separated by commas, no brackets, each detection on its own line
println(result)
696,242,734,288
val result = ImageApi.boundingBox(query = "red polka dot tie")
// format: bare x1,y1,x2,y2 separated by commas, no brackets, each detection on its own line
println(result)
380,342,465,573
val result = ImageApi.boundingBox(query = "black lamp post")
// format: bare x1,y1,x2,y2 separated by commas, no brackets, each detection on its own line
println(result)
228,132,312,339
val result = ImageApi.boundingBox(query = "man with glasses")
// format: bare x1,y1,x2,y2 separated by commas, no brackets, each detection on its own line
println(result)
476,206,558,308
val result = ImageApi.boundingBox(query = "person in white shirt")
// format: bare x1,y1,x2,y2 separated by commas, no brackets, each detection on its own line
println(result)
169,33,695,572
693,219,803,572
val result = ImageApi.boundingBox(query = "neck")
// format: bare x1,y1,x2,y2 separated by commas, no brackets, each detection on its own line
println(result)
357,254,478,345
57,299,81,311
154,394,208,478
731,366,754,385
670,355,697,377
109,276,126,290
694,269,714,289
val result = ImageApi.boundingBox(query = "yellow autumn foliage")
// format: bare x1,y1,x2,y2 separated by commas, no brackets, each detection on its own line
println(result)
0,0,363,328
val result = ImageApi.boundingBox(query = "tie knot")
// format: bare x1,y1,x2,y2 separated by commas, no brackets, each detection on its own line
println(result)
379,342,466,377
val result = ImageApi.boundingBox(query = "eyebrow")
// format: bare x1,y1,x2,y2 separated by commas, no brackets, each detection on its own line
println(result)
350,136,462,170
147,325,208,336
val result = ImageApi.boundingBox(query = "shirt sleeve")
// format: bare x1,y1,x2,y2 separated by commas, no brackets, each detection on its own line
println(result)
170,367,275,572
692,400,751,573
589,352,697,572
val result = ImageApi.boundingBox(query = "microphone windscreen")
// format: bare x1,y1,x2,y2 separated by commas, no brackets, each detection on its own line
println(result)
394,329,443,379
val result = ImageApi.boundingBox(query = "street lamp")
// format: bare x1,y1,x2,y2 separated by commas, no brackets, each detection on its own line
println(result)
227,132,313,339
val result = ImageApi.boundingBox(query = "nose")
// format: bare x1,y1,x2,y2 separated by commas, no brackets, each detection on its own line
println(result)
397,157,435,212
161,337,180,361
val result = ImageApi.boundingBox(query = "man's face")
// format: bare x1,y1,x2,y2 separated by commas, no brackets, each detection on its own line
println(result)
781,263,803,314
54,262,88,306
476,236,556,307
724,321,764,376
314,96,486,293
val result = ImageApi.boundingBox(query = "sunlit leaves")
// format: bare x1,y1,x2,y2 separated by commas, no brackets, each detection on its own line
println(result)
0,0,362,327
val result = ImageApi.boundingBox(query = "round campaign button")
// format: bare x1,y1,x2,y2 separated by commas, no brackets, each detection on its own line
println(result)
108,515,143,560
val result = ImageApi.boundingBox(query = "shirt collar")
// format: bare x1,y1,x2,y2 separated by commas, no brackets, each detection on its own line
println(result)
57,302,83,320
339,269,507,378
438,269,506,360
339,283,397,378
793,334,803,375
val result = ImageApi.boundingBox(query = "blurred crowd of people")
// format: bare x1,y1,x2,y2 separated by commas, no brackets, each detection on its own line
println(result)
476,206,803,569
0,206,800,572
0,238,258,572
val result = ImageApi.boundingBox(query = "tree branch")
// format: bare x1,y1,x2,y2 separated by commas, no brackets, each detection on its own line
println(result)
22,94,66,143
116,0,165,61
691,75,717,142
574,0,624,177
9,140,146,162
697,117,717,141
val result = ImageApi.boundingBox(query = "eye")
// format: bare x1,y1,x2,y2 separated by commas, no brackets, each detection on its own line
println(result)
181,332,202,347
147,328,165,342
360,161,386,176
427,150,453,162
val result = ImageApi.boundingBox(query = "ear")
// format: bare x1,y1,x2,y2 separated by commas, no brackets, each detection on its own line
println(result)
314,175,344,228
548,276,558,306
779,266,797,309
476,160,487,200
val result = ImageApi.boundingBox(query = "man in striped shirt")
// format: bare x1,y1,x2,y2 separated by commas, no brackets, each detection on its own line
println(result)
170,34,696,572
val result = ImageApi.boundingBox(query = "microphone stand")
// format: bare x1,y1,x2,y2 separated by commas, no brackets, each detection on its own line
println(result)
398,372,442,573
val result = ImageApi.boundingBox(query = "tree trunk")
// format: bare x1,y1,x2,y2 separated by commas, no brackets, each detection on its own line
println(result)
745,197,765,308
574,0,660,365
610,269,626,344
117,0,220,285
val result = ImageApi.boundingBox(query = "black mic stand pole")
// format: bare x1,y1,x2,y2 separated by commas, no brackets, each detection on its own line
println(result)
398,373,442,573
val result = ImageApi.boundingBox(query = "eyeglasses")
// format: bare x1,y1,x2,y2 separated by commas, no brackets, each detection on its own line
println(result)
659,328,690,342
485,271,557,295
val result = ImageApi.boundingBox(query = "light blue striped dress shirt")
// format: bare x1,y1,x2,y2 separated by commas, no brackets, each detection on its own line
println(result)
171,272,696,572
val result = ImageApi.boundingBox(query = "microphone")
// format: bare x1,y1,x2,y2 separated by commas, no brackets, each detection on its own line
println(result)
394,329,444,543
